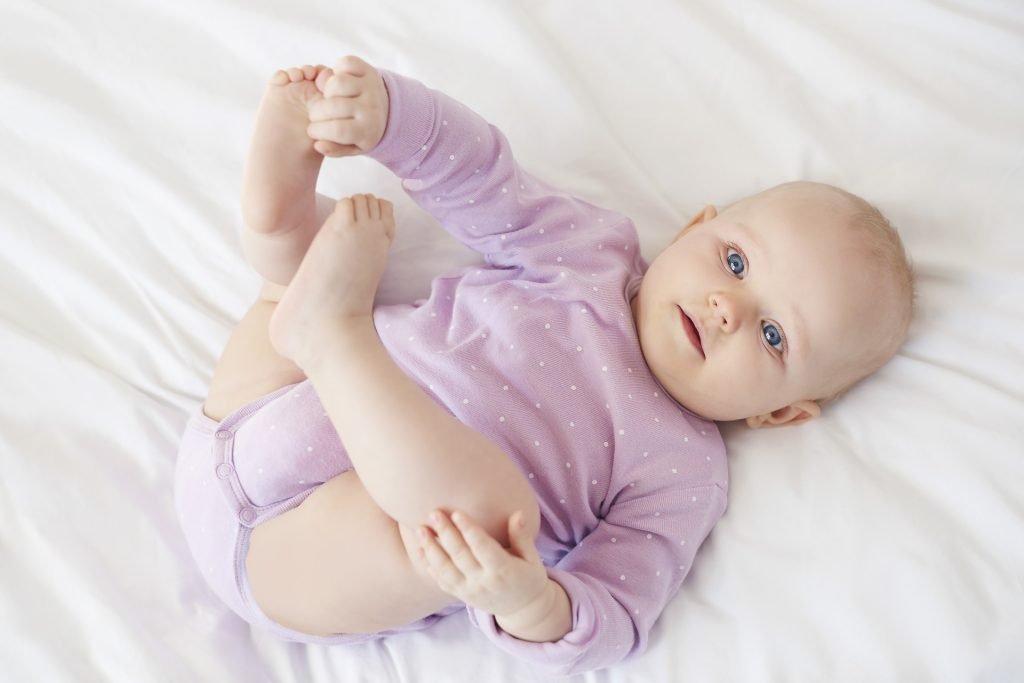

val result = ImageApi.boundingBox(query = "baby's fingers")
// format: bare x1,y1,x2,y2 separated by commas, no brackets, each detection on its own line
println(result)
313,140,361,157
323,71,364,98
452,511,508,569
308,97,357,123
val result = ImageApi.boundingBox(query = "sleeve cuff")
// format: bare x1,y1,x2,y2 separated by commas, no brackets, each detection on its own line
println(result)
466,567,598,673
366,70,437,168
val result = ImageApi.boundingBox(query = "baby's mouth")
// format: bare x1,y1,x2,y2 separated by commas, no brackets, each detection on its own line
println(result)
678,306,705,358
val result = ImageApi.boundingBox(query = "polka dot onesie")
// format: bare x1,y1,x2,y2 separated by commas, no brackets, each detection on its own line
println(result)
176,70,728,676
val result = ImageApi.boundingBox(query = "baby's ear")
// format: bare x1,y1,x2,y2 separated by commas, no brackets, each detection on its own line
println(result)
745,400,821,429
672,204,719,241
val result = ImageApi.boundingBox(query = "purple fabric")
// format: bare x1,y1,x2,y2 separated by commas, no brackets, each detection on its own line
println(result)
364,70,729,674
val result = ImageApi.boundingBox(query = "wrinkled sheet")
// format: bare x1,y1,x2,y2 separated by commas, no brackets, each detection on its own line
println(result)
2,0,1022,680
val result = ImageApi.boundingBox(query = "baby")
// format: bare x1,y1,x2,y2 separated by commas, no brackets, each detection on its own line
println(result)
174,57,914,675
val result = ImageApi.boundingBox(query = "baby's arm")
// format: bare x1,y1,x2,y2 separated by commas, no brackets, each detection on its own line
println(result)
310,60,573,258
465,484,728,675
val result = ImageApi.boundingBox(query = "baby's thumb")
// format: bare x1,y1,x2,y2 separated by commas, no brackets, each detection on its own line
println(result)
508,511,539,561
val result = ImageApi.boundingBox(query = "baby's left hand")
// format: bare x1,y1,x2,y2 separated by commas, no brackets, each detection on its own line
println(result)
415,509,548,619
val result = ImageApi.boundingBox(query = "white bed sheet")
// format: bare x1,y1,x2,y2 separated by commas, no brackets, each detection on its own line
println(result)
3,0,1023,681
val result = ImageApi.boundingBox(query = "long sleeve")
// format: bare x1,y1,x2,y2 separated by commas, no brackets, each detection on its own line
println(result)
467,483,728,675
367,70,614,261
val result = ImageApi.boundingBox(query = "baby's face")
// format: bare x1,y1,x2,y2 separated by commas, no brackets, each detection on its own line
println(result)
632,185,891,425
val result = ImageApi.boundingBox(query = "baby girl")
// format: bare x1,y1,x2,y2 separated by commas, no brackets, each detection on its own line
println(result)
174,56,914,675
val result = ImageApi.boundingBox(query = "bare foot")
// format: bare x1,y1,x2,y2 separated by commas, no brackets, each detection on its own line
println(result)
269,194,395,369
241,65,334,236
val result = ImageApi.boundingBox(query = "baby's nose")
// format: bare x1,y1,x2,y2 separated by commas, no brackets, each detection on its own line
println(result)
709,292,750,332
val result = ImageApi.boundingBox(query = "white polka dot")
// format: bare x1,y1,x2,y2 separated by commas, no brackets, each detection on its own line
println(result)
503,385,509,390
611,537,617,543
499,416,505,422
556,256,563,262
627,367,633,373
545,323,550,329
500,235,506,240
672,468,678,474
618,429,625,435
570,385,576,391
580,308,587,314
646,533,652,539
619,574,626,581
656,570,661,576
539,228,545,234
569,421,575,427
536,403,541,409
534,440,540,446
601,366,607,372
603,442,609,447
528,472,535,478
684,436,689,442
270,425,276,430
560,499,566,504
502,187,507,193
299,480,305,484
449,154,455,160
634,608,640,615
565,462,572,468
654,392,659,397
576,346,583,352
592,480,597,485
539,361,545,367
655,512,661,517
468,199,474,204
463,398,469,404
680,539,687,545
258,468,264,475
707,456,712,461
307,446,313,452
701,430,707,436
692,496,698,502
643,451,649,457
628,394,633,399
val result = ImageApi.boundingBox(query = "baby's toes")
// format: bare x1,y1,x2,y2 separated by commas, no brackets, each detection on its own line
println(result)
269,69,290,86
314,66,334,92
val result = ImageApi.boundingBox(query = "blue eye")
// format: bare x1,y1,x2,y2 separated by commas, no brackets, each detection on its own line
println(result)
762,322,784,353
726,248,745,276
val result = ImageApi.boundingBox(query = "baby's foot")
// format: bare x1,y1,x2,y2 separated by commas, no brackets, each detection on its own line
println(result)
269,194,395,369
241,65,334,236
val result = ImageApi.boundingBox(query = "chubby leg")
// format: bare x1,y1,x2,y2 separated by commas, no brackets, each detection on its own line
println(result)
270,195,541,549
246,471,458,635
240,65,336,286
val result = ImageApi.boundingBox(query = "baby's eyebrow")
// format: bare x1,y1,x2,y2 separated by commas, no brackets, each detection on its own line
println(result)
734,222,808,363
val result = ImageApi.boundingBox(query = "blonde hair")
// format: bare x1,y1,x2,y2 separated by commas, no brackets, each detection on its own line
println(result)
815,184,917,402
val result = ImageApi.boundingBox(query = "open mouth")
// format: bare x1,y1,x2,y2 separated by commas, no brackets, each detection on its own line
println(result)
678,307,705,358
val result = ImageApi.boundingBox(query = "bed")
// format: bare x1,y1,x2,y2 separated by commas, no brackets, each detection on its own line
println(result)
3,0,1023,680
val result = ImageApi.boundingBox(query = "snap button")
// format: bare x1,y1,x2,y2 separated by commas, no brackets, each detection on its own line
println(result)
215,463,234,480
215,430,231,440
239,507,257,524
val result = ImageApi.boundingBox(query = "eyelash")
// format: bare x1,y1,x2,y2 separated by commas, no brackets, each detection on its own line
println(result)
722,243,787,358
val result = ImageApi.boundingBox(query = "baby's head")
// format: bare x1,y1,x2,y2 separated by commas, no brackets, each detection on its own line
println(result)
632,181,914,427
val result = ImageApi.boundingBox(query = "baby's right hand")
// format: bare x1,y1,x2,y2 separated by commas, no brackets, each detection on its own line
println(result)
307,56,389,157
